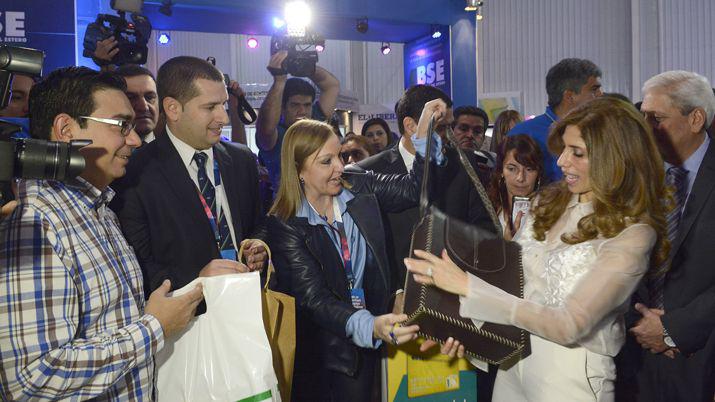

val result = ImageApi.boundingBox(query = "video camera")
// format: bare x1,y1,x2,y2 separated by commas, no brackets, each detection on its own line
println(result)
1,45,89,207
270,28,325,77
82,0,152,66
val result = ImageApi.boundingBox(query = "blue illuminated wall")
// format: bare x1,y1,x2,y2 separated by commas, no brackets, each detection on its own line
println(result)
1,0,76,75
73,0,477,105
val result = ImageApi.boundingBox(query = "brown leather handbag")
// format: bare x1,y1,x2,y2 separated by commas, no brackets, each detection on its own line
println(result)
402,122,529,365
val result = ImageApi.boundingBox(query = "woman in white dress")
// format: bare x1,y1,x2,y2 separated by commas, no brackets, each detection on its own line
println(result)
405,97,670,402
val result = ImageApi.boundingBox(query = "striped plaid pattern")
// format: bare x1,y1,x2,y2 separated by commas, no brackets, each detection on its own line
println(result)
193,152,234,252
651,166,688,308
0,178,164,401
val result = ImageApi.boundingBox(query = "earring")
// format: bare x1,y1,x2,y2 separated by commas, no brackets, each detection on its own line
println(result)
535,178,541,191
299,177,305,185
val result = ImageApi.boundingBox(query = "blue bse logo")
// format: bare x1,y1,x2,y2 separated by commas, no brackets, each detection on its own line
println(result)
0,11,27,43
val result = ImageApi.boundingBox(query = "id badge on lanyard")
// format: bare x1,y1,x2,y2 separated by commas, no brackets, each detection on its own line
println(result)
195,158,237,261
330,199,366,310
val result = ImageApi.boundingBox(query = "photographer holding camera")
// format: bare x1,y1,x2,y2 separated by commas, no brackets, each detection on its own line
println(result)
0,67,203,400
256,50,340,192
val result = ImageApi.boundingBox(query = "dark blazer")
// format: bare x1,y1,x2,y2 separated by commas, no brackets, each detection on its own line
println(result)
358,144,497,290
619,140,715,402
111,133,265,297
267,165,420,399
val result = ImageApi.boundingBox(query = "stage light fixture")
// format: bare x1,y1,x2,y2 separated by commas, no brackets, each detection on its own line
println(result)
465,0,484,11
285,1,311,36
159,0,173,17
247,37,258,49
158,32,171,45
476,9,484,20
356,17,368,34
316,44,324,52
380,42,391,55
273,17,285,29
431,25,442,39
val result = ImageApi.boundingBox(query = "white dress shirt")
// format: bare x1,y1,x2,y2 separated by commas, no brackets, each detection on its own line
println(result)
166,126,239,253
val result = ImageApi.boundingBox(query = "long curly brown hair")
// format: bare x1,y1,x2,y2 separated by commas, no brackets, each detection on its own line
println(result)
531,97,670,273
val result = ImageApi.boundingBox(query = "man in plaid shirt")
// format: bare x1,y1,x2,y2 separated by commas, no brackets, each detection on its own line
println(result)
0,67,203,401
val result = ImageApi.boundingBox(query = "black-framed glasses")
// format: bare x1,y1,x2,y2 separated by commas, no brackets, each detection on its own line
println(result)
79,116,135,137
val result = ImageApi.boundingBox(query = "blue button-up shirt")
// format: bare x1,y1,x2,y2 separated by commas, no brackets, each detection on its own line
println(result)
294,131,440,349
508,106,562,182
297,189,380,348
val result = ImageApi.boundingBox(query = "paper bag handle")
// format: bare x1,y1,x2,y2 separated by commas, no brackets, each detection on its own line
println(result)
238,239,274,290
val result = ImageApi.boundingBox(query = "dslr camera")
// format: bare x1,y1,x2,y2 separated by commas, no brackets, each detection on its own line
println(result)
1,45,89,207
270,28,325,77
83,0,152,66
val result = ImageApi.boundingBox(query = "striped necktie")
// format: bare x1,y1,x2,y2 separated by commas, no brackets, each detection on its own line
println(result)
650,166,688,308
193,152,236,257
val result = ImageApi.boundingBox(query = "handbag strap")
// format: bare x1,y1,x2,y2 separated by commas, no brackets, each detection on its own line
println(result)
418,117,503,235
418,118,435,215
238,238,274,290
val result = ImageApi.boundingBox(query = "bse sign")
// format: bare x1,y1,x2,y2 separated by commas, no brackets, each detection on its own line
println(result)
0,11,27,43
403,30,451,97
415,59,446,87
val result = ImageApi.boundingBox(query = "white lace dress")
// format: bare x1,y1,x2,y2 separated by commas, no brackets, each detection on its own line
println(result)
460,195,656,402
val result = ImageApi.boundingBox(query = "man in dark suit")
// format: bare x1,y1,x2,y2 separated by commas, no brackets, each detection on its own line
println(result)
620,70,715,402
358,84,498,401
112,56,267,300
359,85,497,289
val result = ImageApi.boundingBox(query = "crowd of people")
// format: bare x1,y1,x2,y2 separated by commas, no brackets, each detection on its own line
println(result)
0,48,714,402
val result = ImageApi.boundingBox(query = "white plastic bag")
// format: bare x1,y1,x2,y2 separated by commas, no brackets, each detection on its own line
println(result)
156,272,280,402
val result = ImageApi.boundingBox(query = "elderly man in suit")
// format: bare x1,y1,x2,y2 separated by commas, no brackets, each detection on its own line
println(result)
112,56,267,303
619,70,715,402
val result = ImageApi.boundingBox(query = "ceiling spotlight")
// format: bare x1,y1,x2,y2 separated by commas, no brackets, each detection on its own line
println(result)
272,17,285,29
159,0,173,16
315,44,324,52
431,25,442,39
476,9,484,20
356,17,368,34
380,42,391,55
247,37,258,49
465,0,483,11
158,32,171,45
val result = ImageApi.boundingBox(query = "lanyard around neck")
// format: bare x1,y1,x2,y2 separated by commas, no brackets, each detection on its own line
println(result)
195,157,223,248
317,198,356,289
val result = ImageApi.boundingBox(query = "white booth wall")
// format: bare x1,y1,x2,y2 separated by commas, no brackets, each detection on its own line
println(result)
478,0,715,117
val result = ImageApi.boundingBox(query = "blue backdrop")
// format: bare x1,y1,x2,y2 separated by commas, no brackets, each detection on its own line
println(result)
1,0,76,75
404,31,452,97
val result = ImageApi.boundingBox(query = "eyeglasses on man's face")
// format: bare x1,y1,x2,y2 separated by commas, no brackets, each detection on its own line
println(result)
79,116,136,137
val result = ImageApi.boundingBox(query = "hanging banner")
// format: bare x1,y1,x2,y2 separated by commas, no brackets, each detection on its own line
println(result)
1,0,76,75
403,29,451,97
354,104,399,136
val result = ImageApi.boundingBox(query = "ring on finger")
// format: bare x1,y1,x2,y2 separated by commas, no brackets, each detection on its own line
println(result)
426,266,433,278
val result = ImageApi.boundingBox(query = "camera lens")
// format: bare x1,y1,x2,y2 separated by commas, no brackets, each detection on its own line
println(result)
14,138,87,181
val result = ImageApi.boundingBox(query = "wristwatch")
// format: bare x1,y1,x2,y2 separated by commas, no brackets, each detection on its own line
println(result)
663,327,676,348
